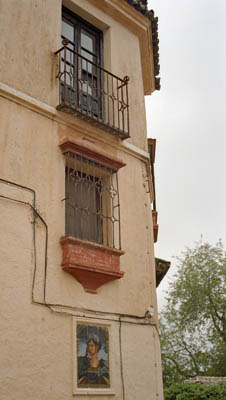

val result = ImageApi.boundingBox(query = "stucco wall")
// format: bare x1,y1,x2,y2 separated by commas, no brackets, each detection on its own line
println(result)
0,0,148,150
0,0,61,106
0,95,163,399
0,95,156,315
0,0,163,399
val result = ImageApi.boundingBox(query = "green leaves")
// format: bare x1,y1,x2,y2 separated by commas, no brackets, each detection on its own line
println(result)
160,240,226,387
164,382,226,400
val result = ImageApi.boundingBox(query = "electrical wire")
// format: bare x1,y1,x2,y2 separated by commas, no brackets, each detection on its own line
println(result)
0,178,160,330
0,177,161,400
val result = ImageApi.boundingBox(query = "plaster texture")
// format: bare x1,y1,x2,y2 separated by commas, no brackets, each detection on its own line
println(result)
0,1,163,399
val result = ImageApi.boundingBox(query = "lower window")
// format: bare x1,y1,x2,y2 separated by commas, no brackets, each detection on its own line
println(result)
59,138,125,293
65,151,121,250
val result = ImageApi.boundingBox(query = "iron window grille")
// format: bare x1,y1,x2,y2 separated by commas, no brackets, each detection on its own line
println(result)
65,151,121,250
55,8,130,139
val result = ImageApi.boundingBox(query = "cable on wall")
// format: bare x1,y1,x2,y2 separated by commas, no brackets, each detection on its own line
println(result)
0,177,160,332
0,177,161,400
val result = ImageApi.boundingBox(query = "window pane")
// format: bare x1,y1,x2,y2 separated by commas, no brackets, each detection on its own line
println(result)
81,49,94,63
62,20,74,42
81,30,94,52
81,83,92,95
61,45,75,66
61,9,103,126
66,170,102,243
81,50,96,74
66,43,75,62
60,61,74,86
65,154,121,249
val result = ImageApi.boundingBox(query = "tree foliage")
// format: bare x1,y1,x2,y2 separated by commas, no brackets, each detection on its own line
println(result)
164,381,226,400
160,240,226,387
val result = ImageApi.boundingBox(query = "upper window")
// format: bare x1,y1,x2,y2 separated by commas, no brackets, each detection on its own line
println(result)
61,8,102,118
55,8,130,138
62,8,102,65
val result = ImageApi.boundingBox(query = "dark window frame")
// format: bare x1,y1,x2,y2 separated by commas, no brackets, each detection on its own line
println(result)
61,7,103,118
62,7,103,66
64,151,121,250
66,167,103,244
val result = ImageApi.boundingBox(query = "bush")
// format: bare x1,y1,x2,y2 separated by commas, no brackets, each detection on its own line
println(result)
164,381,226,400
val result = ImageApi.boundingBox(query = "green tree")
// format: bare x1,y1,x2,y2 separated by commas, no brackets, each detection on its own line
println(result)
160,240,226,387
164,381,226,400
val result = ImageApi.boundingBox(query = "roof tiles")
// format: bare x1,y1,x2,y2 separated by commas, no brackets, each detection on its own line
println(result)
125,0,161,90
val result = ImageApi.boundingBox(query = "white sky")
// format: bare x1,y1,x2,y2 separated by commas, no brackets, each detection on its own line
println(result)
146,0,226,310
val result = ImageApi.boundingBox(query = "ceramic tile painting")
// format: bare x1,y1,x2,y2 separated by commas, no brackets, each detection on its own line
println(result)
76,323,110,389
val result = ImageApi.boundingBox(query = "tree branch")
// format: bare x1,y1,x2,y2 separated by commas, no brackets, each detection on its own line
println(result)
180,337,200,374
165,355,188,377
206,289,224,340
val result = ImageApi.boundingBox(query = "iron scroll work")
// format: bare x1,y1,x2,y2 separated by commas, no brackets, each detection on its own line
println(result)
65,151,122,251
55,40,130,139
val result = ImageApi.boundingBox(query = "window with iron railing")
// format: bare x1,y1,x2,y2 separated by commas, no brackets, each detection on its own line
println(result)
55,8,130,139
65,151,121,250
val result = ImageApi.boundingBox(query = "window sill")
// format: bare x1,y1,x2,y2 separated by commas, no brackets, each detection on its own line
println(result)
60,236,125,294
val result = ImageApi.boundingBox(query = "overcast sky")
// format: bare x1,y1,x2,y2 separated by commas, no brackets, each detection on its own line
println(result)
146,0,226,310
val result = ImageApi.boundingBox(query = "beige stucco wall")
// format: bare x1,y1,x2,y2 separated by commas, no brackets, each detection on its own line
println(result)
0,1,163,399
0,0,61,107
0,94,157,316
0,0,148,150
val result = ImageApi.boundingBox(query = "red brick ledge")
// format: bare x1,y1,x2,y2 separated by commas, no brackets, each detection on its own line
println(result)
59,136,126,170
60,236,125,294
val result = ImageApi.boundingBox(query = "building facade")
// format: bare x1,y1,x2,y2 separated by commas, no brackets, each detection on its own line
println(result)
0,0,163,399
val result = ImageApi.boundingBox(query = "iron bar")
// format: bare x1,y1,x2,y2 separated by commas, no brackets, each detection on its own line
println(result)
55,45,130,138
117,78,120,132
116,173,121,250
107,73,110,126
65,152,121,249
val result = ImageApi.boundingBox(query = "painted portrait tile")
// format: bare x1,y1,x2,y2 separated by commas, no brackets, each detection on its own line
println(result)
76,324,110,389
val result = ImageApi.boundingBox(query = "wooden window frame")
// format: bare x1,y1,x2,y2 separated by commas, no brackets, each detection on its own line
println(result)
59,137,126,294
61,7,103,117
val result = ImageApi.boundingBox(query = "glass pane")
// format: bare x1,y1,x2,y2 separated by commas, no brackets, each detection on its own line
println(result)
66,43,74,63
81,49,94,63
62,20,74,42
82,83,92,95
60,61,74,86
81,50,95,74
81,30,94,52
66,63,73,86
61,47,75,67
66,170,102,243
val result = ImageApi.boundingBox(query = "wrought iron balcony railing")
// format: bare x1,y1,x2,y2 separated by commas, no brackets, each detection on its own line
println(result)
55,40,130,139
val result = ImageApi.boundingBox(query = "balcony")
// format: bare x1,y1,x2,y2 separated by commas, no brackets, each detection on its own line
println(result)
55,40,130,139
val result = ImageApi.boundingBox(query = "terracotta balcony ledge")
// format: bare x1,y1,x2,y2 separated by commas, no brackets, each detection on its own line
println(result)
60,236,125,294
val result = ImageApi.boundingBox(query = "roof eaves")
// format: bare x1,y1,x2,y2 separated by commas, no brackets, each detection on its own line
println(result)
155,258,171,287
125,0,161,91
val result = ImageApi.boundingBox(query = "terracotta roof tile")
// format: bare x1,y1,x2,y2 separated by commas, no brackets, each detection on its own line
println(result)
125,0,161,90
